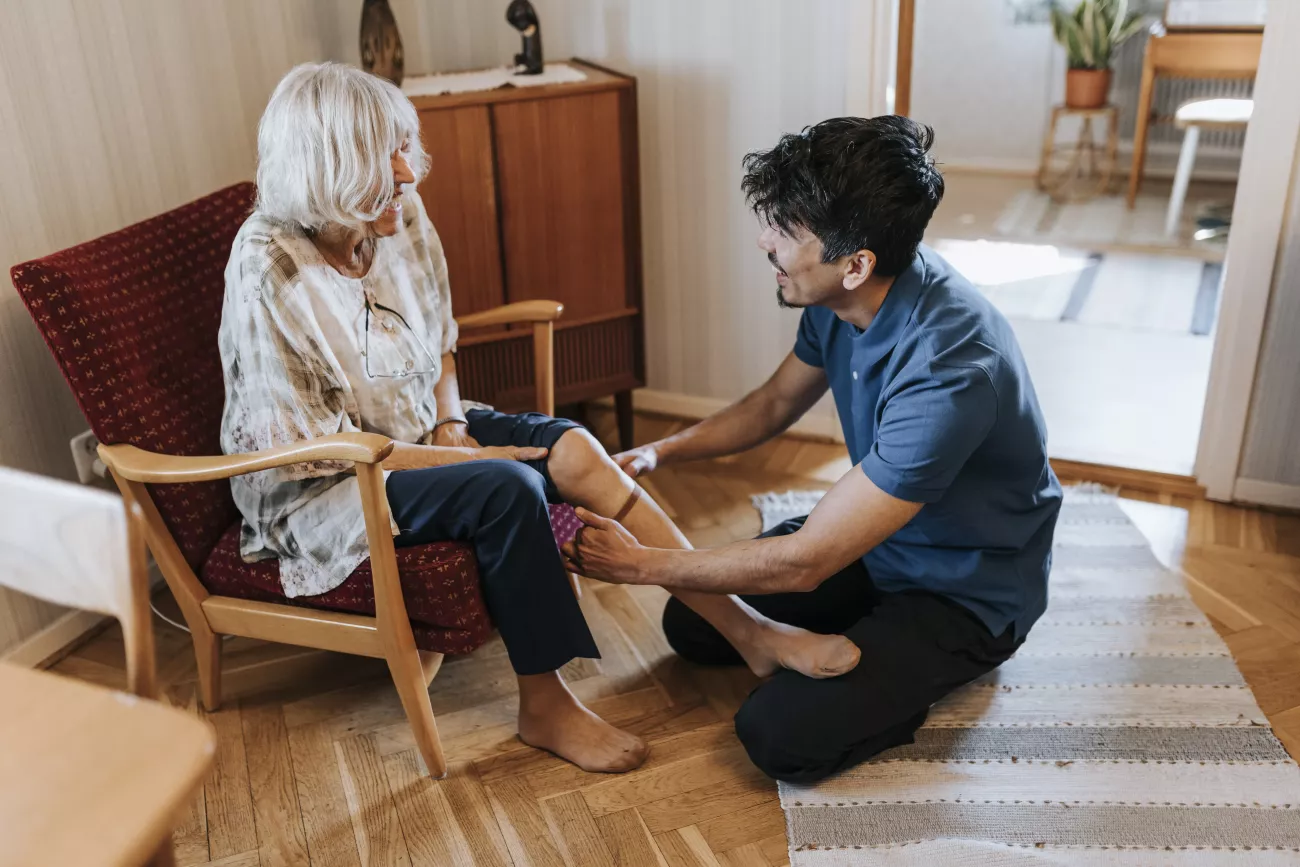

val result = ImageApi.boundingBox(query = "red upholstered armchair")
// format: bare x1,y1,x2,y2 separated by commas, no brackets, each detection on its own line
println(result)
11,182,581,779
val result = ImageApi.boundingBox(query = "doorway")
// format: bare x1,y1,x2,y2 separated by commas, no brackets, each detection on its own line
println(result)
891,0,1289,488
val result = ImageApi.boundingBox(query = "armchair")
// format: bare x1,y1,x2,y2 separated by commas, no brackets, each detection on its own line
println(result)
12,183,579,778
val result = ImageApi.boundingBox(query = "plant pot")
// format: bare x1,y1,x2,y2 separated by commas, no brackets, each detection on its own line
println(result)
1065,69,1112,109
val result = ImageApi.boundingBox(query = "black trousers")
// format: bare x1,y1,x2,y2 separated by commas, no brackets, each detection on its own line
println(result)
662,516,1023,783
385,409,599,676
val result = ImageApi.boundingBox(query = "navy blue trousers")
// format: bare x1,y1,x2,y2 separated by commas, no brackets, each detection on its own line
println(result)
663,517,1021,783
384,409,599,675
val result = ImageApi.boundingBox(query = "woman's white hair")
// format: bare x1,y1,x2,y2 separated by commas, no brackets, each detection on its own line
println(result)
256,62,429,231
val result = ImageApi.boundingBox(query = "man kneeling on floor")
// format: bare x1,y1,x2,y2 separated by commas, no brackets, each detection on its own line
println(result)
564,116,1063,783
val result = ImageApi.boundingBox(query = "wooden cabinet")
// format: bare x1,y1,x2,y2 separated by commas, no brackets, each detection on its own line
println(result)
412,60,643,449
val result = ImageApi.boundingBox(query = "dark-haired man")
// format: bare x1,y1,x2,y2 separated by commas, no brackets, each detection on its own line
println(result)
564,116,1061,783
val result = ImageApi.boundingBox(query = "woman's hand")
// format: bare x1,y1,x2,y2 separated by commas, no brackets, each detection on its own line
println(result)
432,421,480,449
612,443,660,479
561,508,649,584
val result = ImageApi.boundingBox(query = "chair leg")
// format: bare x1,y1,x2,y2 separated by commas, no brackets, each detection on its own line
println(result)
614,389,635,453
388,648,448,778
419,650,444,687
192,624,223,712
1166,125,1200,238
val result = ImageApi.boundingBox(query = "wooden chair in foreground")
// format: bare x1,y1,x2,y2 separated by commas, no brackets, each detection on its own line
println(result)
0,467,155,695
0,467,215,866
12,183,578,779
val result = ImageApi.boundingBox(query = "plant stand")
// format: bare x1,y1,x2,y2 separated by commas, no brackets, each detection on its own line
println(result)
1036,104,1119,203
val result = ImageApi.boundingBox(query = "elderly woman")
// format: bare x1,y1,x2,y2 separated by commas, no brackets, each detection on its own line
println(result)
219,62,858,774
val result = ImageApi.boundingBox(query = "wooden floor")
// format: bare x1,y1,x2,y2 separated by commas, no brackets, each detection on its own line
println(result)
50,411,1300,867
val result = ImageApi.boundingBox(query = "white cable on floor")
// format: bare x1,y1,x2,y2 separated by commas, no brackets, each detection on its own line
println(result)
150,599,190,632
150,600,236,640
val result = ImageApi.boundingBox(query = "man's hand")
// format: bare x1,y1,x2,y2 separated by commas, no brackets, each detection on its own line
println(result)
432,421,480,449
562,467,923,596
561,507,650,584
612,443,660,478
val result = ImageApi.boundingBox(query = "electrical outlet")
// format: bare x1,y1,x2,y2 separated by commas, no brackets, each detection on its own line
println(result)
69,429,101,484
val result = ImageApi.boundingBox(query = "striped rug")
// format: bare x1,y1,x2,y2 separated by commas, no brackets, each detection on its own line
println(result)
753,488,1300,865
930,239,1222,336
991,190,1226,254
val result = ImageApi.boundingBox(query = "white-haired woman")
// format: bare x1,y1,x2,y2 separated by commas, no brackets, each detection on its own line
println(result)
219,62,859,774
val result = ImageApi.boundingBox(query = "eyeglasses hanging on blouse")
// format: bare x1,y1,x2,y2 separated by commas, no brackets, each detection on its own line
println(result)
361,295,440,379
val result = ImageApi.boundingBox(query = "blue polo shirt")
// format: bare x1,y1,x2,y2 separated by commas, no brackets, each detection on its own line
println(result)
793,244,1061,640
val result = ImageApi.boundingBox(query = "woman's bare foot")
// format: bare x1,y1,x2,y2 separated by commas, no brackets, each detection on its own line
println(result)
516,672,649,773
734,619,861,679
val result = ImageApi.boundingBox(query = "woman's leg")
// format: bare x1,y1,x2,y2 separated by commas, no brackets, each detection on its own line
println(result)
387,461,647,773
544,428,861,679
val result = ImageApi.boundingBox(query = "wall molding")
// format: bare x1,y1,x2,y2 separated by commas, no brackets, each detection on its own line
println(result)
1233,479,1300,510
1,609,106,668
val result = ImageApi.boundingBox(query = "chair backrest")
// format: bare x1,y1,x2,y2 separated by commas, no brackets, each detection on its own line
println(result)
0,468,132,616
11,183,256,571
0,467,156,696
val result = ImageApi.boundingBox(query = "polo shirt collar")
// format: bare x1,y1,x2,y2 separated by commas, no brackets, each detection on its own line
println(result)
850,251,927,367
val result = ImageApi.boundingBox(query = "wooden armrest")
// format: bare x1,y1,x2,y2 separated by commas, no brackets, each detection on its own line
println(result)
455,300,564,330
99,432,395,484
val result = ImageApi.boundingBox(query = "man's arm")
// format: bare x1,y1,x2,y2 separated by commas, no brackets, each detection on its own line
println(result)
615,352,829,476
565,463,922,594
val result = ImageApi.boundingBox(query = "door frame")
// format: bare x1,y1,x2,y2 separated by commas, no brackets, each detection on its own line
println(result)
1195,0,1300,501
844,0,901,118
894,0,915,116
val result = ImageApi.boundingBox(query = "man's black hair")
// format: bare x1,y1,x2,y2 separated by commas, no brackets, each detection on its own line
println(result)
741,116,944,276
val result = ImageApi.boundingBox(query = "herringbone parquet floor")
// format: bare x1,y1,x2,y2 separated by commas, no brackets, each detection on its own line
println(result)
50,411,1300,867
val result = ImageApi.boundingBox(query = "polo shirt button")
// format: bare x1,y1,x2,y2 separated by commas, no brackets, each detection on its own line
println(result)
852,370,859,381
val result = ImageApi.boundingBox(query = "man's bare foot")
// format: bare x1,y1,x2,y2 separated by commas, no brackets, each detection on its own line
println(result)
516,672,649,773
735,620,861,679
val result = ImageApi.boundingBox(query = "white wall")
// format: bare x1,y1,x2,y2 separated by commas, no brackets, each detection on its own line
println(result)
910,0,1064,171
909,0,1246,177
0,0,359,654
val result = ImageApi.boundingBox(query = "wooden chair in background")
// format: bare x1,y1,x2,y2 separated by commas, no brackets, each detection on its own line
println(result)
1164,97,1253,236
1126,26,1262,208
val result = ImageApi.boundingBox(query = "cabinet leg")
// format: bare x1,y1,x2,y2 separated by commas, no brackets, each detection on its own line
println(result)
614,390,635,453
565,401,592,429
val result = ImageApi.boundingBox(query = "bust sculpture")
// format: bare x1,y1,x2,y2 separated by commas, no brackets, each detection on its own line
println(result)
506,0,544,75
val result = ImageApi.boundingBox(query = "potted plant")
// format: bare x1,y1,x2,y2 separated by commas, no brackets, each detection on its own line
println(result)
1050,0,1146,109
